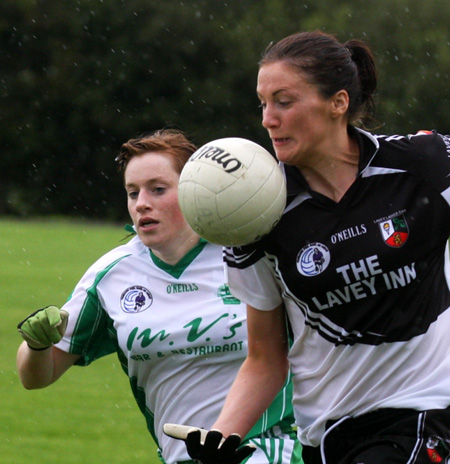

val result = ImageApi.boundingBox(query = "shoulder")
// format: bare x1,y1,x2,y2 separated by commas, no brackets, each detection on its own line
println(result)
374,130,449,162
223,242,264,270
84,235,147,274
369,130,450,181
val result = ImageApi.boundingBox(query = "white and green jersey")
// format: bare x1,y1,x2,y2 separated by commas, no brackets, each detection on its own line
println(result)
57,234,297,464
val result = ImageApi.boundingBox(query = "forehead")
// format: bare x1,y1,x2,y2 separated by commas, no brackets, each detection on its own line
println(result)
257,61,312,96
124,152,178,183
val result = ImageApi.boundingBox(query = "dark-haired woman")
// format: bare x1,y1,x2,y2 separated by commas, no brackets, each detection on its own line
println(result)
174,31,450,464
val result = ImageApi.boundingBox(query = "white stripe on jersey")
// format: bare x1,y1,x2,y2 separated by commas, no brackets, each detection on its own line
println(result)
441,184,450,206
361,166,406,177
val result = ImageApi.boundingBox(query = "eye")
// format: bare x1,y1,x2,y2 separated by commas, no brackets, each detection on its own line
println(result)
258,101,267,110
127,190,138,200
277,100,291,107
153,186,166,195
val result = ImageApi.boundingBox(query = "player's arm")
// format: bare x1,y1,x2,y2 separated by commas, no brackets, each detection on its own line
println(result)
16,306,81,389
212,302,290,437
17,343,81,389
164,303,290,463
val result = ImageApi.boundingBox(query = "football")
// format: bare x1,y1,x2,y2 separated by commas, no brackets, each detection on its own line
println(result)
178,137,287,246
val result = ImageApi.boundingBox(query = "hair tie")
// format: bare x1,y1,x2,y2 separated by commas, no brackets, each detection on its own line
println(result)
345,46,353,59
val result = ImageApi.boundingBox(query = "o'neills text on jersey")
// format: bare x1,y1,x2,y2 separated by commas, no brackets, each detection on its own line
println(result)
331,224,367,244
166,283,199,294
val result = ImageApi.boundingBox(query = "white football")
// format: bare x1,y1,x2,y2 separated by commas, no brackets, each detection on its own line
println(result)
178,137,287,246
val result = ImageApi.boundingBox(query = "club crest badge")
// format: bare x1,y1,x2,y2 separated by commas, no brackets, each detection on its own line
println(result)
217,284,241,305
120,286,153,313
379,214,409,248
296,242,331,277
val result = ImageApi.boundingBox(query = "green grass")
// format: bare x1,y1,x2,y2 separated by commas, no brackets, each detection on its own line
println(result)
0,218,158,464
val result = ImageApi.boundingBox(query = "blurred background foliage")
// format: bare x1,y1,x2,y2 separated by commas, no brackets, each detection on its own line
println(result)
1,0,450,221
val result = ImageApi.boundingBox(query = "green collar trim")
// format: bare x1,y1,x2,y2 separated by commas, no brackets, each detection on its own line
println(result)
149,238,208,279
124,223,136,234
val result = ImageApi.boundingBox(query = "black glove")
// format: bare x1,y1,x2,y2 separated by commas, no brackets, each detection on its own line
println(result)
163,423,256,464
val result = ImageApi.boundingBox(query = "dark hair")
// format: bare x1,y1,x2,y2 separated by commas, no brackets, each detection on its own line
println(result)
116,128,197,174
259,31,377,128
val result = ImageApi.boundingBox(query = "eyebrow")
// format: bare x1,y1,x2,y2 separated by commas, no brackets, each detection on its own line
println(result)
124,182,138,190
256,88,289,99
125,176,166,189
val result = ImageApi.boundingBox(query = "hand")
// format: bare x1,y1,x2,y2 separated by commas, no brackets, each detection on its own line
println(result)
163,423,256,464
18,306,69,350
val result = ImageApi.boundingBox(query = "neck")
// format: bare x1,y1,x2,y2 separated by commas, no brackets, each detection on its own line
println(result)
300,130,359,202
152,230,201,266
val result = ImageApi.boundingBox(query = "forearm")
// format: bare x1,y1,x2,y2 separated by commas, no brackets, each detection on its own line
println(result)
17,342,79,389
17,341,56,389
163,303,290,462
213,353,289,438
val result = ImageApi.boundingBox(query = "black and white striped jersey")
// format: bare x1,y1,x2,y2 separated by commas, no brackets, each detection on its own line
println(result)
224,127,450,446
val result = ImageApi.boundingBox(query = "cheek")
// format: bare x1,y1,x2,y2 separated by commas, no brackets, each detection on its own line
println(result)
168,202,187,226
165,192,187,224
127,200,136,221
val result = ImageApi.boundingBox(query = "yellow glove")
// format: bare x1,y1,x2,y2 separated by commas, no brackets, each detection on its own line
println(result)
17,306,69,350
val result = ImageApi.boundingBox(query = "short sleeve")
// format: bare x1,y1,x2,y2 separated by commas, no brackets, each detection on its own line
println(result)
224,246,282,310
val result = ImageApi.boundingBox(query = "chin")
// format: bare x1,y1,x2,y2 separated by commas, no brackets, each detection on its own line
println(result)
274,152,291,164
137,233,154,248
273,145,291,160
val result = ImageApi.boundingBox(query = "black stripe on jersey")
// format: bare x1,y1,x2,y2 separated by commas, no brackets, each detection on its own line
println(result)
223,244,264,269
268,254,368,346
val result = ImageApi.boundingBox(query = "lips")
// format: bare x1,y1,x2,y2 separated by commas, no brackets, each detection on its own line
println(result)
139,218,158,228
272,137,290,145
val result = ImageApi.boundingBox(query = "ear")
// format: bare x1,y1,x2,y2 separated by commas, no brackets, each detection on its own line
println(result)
330,90,349,118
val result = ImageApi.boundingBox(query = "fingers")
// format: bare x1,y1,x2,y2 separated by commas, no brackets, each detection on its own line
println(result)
163,423,207,442
32,307,64,344
57,310,69,337
18,306,68,349
185,429,203,459
201,430,225,461
213,433,241,462
186,429,224,462
233,442,257,464
45,306,63,327
219,433,241,454
187,429,254,464
24,317,53,346
163,423,256,464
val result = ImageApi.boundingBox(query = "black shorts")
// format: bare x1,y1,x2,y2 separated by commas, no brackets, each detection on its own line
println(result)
301,406,450,464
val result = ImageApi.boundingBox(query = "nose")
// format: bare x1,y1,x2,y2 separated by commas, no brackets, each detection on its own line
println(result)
261,104,280,130
135,190,152,212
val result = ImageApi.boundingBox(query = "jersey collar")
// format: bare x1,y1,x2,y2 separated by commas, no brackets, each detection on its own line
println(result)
352,126,380,173
149,238,208,279
123,224,209,278
283,126,379,198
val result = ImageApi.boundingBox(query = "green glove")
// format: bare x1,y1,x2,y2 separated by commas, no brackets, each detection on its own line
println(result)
17,306,69,350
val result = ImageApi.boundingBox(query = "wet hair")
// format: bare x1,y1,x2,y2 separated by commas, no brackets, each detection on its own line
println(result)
259,30,377,128
116,128,197,174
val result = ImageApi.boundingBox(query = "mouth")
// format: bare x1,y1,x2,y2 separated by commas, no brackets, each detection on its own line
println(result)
272,137,290,144
139,218,158,229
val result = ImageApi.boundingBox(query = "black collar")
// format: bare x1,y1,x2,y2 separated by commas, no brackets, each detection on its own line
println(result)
283,126,379,198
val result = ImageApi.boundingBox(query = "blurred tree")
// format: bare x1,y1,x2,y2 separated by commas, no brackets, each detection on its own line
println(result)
296,0,450,133
0,0,449,221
